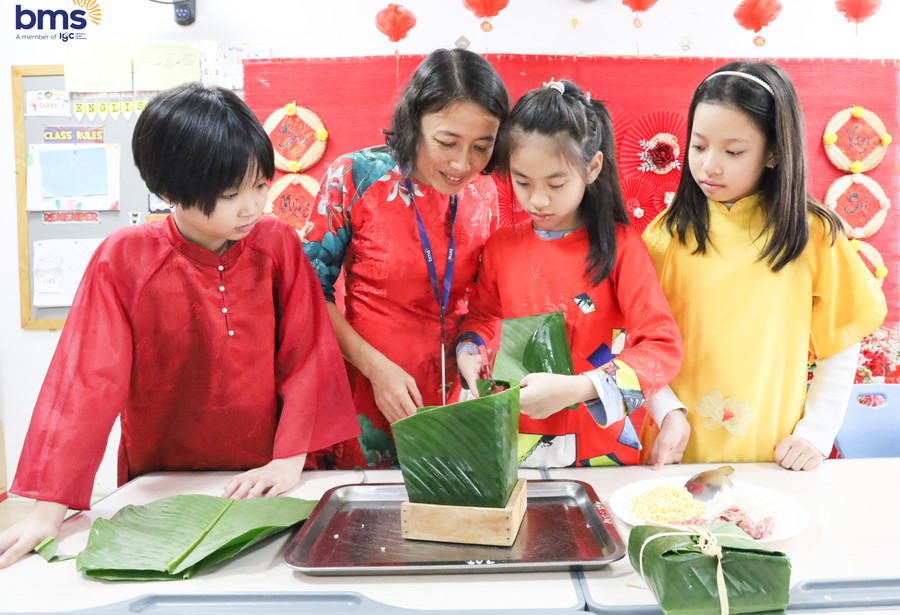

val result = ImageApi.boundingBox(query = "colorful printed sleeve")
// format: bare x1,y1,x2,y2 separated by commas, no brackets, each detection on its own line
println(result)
302,155,355,302
596,226,683,414
807,221,886,359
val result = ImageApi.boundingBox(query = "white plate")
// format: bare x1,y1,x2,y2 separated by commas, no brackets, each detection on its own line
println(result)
608,476,809,543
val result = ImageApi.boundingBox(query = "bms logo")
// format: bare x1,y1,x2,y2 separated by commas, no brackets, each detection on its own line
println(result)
15,0,102,30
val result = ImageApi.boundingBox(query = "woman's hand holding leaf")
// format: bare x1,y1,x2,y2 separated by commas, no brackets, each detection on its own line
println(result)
222,453,307,499
519,373,595,419
366,355,423,423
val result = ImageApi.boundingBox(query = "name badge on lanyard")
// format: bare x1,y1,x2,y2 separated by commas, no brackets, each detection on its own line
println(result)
405,178,457,405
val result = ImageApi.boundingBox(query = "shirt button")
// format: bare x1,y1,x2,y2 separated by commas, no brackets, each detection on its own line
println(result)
228,330,234,336
219,286,225,292
221,307,228,314
218,265,224,271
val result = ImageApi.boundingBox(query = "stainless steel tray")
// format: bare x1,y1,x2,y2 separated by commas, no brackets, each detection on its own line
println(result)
283,479,625,575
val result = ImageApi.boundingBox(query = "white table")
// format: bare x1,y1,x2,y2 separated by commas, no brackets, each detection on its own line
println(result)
1,468,588,614
548,459,900,614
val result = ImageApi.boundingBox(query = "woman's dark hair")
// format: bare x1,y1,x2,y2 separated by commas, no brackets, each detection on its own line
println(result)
385,48,509,177
132,82,274,216
661,60,840,272
499,79,628,285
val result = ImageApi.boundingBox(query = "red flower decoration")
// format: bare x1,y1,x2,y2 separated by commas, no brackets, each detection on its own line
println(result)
375,4,417,43
622,0,658,11
462,0,509,19
733,0,782,32
835,0,882,23
620,176,664,233
620,110,688,191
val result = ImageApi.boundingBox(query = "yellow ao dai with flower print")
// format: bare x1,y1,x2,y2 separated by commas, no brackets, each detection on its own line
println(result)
641,193,886,463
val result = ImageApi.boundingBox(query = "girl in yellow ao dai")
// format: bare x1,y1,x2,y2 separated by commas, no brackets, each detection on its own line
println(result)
640,61,886,470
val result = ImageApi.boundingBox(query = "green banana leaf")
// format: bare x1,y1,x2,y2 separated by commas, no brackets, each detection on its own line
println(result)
72,494,315,581
627,522,791,615
492,311,574,381
394,384,520,508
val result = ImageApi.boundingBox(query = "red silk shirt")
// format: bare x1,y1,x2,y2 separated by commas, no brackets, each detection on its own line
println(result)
13,215,358,510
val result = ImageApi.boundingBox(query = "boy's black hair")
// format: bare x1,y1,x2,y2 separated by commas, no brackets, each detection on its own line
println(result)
499,79,629,286
132,82,275,217
385,48,510,177
661,60,841,272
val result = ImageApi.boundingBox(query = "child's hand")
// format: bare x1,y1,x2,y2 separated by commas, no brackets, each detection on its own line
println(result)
519,373,594,419
0,500,68,568
457,351,483,396
647,410,690,469
774,435,825,471
367,357,423,423
222,454,307,499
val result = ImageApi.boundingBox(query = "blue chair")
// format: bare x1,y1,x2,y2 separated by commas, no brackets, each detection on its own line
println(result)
834,383,900,458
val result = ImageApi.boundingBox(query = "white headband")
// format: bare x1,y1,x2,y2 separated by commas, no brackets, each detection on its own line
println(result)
704,70,774,96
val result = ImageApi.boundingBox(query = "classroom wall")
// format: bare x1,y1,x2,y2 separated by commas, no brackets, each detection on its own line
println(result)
1,0,898,497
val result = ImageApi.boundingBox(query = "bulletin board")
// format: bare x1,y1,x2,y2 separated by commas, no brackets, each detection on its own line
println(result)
13,65,155,329
244,54,899,326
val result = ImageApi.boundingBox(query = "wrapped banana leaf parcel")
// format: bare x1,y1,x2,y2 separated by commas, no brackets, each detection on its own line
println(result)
628,521,791,615
393,384,520,508
38,494,316,581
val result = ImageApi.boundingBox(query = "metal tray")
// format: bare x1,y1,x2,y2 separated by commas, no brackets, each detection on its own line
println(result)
283,479,625,575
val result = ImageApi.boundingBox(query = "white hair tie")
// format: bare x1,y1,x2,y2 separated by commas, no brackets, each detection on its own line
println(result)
704,70,774,96
542,79,564,94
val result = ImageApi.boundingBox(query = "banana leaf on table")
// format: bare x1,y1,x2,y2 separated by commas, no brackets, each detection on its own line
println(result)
68,494,315,581
394,384,520,509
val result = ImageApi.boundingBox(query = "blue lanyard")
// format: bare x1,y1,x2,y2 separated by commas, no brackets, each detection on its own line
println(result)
404,178,457,338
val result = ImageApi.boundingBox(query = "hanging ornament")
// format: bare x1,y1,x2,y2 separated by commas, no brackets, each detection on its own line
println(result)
835,0,882,23
733,0,782,46
375,4,417,76
823,173,891,239
266,173,320,240
462,0,509,33
263,101,329,174
622,0,658,28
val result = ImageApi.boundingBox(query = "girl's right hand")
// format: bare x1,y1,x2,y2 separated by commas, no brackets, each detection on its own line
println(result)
457,351,484,397
368,357,424,423
0,500,68,568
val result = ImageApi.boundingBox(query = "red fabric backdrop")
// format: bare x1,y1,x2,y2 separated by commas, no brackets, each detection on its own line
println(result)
244,55,898,325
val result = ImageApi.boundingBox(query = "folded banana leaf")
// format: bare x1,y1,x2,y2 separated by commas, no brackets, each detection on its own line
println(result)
492,311,574,382
394,384,520,508
72,494,315,581
628,522,791,615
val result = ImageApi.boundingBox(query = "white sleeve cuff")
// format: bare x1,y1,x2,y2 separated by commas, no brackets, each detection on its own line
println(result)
643,385,687,427
793,342,861,456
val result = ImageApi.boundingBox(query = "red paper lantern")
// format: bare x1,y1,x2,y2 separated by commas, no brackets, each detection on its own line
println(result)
835,0,882,24
733,0,782,33
621,0,658,12
375,4,417,43
462,0,509,19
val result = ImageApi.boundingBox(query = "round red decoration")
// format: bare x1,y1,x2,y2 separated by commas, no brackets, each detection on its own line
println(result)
620,110,688,191
622,0,658,11
621,176,663,233
733,0,782,32
823,106,890,173
375,4,417,43
835,0,882,23
823,173,891,238
263,102,328,173
462,0,509,19
266,173,320,239
851,239,887,287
